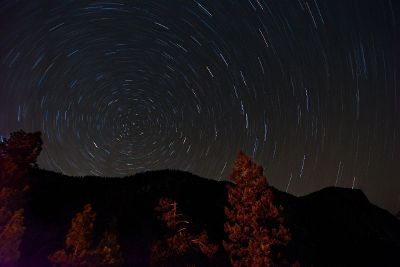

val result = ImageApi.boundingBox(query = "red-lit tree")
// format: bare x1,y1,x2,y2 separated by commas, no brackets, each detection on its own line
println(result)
151,198,218,266
0,130,42,266
49,204,123,267
0,209,25,267
0,130,42,186
49,204,96,266
94,219,124,266
224,151,291,267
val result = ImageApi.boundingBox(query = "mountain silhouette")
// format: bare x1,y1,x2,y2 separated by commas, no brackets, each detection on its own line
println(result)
19,168,400,266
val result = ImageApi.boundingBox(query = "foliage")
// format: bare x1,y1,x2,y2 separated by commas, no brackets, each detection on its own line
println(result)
0,209,25,267
49,204,123,267
48,204,96,266
95,219,124,266
151,198,218,266
0,130,42,266
0,130,42,185
224,151,291,267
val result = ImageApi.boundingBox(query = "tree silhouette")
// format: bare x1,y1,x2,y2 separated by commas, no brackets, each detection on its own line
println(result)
151,198,218,266
224,151,291,267
49,204,123,267
0,130,42,266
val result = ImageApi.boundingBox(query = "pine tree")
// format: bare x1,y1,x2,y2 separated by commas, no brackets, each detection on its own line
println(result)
0,131,42,186
0,209,25,267
0,130,42,265
49,204,124,267
49,204,96,266
0,188,18,226
94,219,124,266
151,198,218,266
0,131,42,169
191,230,219,258
224,151,291,267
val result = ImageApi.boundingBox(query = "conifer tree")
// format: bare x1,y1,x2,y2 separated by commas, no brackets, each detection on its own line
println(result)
0,130,42,265
67,204,96,257
49,204,97,266
224,151,291,267
94,219,124,266
0,130,42,185
49,204,124,267
151,198,218,266
0,209,25,267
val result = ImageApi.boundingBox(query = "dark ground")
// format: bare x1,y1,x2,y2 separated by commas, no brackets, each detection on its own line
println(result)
19,169,400,267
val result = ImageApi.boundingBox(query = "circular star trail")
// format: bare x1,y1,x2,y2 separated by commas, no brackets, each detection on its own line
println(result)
0,0,399,212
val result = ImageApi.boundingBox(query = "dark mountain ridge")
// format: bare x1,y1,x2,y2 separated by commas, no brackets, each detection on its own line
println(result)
20,168,400,266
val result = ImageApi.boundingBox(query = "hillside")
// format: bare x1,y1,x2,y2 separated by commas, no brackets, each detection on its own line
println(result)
18,168,400,266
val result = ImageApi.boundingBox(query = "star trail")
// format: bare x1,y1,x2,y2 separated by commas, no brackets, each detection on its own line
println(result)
0,0,399,212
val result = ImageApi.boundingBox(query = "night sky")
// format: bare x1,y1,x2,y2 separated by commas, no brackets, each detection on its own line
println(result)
0,0,399,212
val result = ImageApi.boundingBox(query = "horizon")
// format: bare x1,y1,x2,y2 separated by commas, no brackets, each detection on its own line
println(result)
30,160,395,214
1,0,399,214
